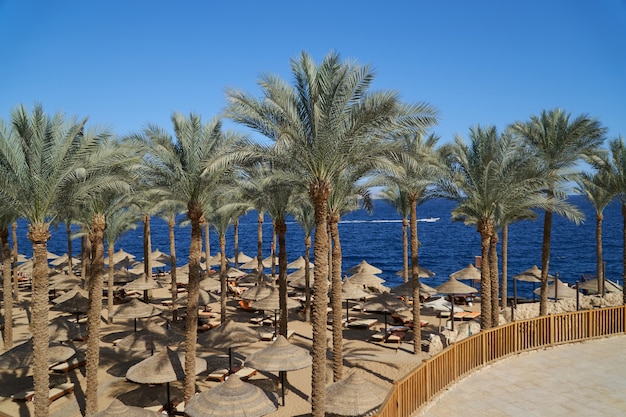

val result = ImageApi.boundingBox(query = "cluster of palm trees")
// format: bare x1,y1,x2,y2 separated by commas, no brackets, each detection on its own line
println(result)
0,50,624,417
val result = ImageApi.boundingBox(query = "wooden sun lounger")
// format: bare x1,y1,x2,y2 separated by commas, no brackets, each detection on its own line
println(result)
347,318,378,329
50,357,86,373
12,382,75,403
207,368,230,382
232,367,257,381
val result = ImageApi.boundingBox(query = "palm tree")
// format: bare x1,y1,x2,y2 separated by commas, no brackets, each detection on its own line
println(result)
372,133,441,351
133,113,249,402
0,210,18,350
327,176,371,381
290,200,315,322
155,201,185,319
439,127,552,328
104,201,141,323
510,108,605,316
380,186,411,283
576,164,620,295
602,137,626,303
0,104,127,416
225,50,437,416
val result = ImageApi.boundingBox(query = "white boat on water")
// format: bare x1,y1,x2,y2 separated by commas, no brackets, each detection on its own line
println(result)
419,217,440,223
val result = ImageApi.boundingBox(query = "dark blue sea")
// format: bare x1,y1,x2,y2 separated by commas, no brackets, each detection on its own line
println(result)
10,196,624,300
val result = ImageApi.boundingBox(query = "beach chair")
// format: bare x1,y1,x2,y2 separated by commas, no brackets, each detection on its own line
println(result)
48,382,75,403
347,318,378,329
232,367,257,381
50,357,86,373
207,368,230,382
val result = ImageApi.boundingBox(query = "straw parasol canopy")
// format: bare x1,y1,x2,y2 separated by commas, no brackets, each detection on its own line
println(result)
390,280,437,298
288,274,328,290
579,278,623,294
436,277,478,295
150,248,171,263
286,256,314,270
422,296,464,313
116,321,185,353
240,258,270,270
341,281,372,321
324,370,391,416
253,286,301,311
0,339,76,369
184,375,277,417
48,273,83,291
286,267,307,282
51,286,89,304
533,279,579,299
240,282,273,301
450,264,482,281
48,316,87,342
51,291,90,321
513,265,555,283
237,271,272,286
93,399,160,417
178,289,220,307
199,277,221,292
228,251,254,265
223,267,248,278
345,271,386,288
245,335,312,406
111,298,164,321
362,293,409,331
126,347,207,414
124,274,162,291
198,319,261,372
395,266,436,279
347,260,383,275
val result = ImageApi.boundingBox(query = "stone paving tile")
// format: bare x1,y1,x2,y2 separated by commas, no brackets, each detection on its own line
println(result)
419,336,626,417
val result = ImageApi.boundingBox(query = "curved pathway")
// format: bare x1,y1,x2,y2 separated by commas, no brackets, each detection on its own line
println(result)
420,335,626,417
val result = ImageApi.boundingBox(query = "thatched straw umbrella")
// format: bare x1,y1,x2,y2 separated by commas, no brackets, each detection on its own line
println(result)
347,260,382,275
435,277,477,331
110,298,164,331
324,370,391,416
197,319,260,373
0,339,75,369
93,399,160,417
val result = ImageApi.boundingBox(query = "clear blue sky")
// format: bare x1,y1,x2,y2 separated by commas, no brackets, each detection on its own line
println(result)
1,0,624,145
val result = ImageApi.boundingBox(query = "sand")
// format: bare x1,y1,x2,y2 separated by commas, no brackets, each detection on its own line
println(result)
0,284,438,417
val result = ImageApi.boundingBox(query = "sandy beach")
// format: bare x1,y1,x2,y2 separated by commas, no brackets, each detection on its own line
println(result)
0,283,450,417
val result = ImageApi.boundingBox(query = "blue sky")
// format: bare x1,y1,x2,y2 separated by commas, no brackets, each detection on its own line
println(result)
0,0,624,145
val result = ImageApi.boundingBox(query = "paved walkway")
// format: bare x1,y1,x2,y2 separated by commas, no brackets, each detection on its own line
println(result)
420,335,626,417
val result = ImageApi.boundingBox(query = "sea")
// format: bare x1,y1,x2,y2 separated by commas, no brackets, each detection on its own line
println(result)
9,195,624,301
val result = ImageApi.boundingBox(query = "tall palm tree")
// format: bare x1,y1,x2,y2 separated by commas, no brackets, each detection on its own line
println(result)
0,209,18,350
133,113,249,402
327,176,371,381
290,200,315,322
510,108,605,316
380,186,411,283
576,165,619,295
602,137,626,303
225,50,437,416
372,133,441,352
439,127,553,328
0,104,127,417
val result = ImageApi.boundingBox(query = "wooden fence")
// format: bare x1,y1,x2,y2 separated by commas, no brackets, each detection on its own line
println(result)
374,305,626,417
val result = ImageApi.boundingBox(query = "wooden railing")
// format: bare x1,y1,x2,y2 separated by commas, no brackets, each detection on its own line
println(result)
374,305,626,417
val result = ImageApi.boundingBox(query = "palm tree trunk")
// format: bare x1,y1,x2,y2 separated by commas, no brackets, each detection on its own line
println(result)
478,220,493,329
86,213,106,416
219,233,227,322
596,212,604,295
276,219,288,336
143,214,152,278
107,243,115,324
28,223,51,417
204,221,210,266
329,215,343,381
304,235,312,323
66,223,73,274
1,227,13,349
233,219,239,266
309,180,331,417
12,222,19,302
402,217,409,283
183,202,202,402
169,220,178,319
501,223,508,310
539,209,553,316
489,232,499,328
271,225,277,279
409,198,421,354
257,212,264,281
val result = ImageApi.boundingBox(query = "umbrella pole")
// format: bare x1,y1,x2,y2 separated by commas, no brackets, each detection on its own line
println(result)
280,371,286,406
513,278,517,321
134,318,137,332
166,382,171,415
450,296,455,332
576,281,580,311
229,347,233,374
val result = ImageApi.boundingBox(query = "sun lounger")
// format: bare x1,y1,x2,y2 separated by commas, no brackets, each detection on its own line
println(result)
12,382,75,403
460,311,481,320
50,357,86,373
238,299,256,311
207,368,230,382
347,318,378,329
232,367,257,381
